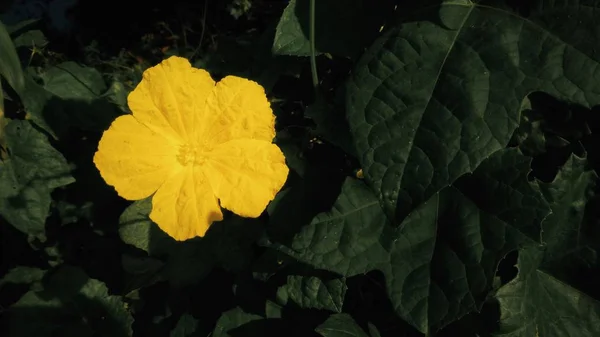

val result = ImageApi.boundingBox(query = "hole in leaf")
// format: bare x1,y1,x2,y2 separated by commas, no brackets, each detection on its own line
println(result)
496,250,518,285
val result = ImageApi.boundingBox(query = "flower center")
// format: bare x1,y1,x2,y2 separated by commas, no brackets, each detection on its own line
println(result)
177,144,208,166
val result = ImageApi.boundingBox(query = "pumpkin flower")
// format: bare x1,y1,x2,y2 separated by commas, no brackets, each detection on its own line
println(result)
93,56,289,241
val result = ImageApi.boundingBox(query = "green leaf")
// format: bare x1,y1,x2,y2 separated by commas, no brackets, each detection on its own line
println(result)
41,62,107,98
118,198,261,286
494,153,600,336
0,120,74,238
119,198,179,255
273,0,395,58
21,62,124,138
276,275,347,312
454,148,550,240
494,246,600,337
1,80,4,118
315,313,369,337
540,154,597,260
12,29,47,50
3,265,133,337
212,307,262,337
121,254,165,292
170,314,199,337
305,96,356,157
0,266,46,290
271,149,548,334
346,0,600,225
118,198,213,287
0,19,25,97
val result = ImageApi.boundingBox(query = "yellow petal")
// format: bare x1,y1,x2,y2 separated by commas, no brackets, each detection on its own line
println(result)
94,115,179,200
128,56,215,143
204,139,288,217
150,166,223,241
201,76,275,147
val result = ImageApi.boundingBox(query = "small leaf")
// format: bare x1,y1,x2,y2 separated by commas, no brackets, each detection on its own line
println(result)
315,313,369,337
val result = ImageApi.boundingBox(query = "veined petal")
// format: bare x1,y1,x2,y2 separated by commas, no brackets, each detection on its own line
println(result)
150,166,223,241
128,56,215,143
94,115,179,200
200,76,275,147
204,139,288,217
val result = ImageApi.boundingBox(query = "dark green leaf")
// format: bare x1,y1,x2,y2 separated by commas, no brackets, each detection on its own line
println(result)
3,265,133,337
315,313,369,337
0,19,25,96
121,254,165,292
119,198,261,286
276,275,347,312
0,266,46,290
494,153,600,336
0,120,74,238
273,0,395,58
22,63,124,138
12,29,47,49
118,198,213,287
170,314,199,337
539,154,597,258
271,149,547,334
494,246,600,337
212,307,262,337
305,98,356,157
346,0,600,225
454,148,551,240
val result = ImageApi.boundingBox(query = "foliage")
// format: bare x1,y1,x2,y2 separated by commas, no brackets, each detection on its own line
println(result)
1,0,600,336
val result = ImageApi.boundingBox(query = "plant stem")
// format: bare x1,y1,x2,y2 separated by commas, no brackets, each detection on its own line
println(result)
309,0,319,98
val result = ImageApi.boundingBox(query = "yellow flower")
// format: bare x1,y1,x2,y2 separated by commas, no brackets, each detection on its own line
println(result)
93,56,289,241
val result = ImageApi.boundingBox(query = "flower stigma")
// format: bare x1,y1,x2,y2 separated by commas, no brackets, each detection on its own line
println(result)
176,144,208,166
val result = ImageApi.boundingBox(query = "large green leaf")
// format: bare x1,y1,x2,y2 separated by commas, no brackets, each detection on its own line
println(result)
273,0,395,58
2,265,133,337
270,148,549,334
0,120,74,238
494,153,600,336
346,0,600,225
